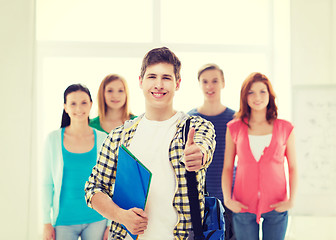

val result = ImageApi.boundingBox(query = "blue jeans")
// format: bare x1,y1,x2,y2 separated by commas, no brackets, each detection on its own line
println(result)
233,210,288,240
55,219,107,240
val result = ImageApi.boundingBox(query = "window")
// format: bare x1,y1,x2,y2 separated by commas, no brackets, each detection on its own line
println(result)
36,0,153,42
161,0,270,45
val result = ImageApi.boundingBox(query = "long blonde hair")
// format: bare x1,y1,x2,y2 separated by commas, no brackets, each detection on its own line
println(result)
97,74,132,122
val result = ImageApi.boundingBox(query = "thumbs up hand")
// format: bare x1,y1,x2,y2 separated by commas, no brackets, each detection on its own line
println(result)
184,127,204,171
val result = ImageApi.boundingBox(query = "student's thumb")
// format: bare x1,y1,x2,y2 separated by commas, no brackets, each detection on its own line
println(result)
186,128,195,147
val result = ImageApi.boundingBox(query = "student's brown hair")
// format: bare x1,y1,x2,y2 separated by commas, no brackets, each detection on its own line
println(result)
235,72,278,126
197,63,224,82
97,74,132,122
140,47,181,80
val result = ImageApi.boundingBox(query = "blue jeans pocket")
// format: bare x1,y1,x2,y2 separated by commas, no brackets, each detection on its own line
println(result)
232,211,288,240
261,210,288,240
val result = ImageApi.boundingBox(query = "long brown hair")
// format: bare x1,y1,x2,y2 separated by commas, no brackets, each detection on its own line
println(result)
97,74,132,123
61,84,92,128
235,72,278,126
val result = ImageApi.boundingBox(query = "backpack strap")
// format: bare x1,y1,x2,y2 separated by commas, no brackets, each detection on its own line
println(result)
183,118,204,240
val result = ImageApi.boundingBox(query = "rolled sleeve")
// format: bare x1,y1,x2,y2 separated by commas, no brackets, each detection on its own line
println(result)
84,128,122,208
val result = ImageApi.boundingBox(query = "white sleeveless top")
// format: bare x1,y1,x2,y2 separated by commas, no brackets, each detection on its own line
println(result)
248,134,272,162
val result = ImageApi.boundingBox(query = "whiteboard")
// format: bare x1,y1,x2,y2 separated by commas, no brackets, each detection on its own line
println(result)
292,85,336,216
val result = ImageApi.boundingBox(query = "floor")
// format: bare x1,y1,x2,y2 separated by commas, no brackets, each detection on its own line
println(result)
284,216,336,240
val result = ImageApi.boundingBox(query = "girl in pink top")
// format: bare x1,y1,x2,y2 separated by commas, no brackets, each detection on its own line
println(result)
221,72,298,240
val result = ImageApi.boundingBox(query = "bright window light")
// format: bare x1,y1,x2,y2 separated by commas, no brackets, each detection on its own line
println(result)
36,0,153,42
161,0,270,45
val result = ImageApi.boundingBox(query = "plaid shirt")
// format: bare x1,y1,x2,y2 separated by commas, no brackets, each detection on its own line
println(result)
85,113,216,239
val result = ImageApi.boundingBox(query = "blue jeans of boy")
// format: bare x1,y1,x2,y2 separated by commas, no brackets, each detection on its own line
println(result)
233,210,288,240
55,219,107,240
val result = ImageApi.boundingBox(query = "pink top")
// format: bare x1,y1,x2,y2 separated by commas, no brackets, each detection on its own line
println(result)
228,118,294,223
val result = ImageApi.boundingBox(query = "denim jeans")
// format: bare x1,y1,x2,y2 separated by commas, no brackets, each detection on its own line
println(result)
233,210,288,240
55,219,107,240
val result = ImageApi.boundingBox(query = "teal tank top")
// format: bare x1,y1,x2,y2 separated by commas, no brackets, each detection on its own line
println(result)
55,128,104,226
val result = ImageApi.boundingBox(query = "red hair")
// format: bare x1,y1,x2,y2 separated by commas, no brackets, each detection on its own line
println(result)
235,72,278,126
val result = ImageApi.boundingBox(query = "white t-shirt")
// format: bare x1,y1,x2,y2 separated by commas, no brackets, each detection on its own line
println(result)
248,134,272,162
125,112,182,240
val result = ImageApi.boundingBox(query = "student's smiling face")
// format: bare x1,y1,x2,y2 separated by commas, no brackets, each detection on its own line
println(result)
139,62,181,112
199,69,224,102
104,80,126,110
64,90,92,123
247,81,269,112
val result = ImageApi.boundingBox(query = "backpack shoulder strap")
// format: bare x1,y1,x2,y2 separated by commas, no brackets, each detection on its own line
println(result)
183,117,204,240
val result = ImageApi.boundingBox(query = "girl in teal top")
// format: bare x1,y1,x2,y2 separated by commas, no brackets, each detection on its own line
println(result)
42,84,109,240
56,128,104,226
90,74,137,134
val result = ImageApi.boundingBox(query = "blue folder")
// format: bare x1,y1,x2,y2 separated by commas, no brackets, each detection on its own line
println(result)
112,145,152,240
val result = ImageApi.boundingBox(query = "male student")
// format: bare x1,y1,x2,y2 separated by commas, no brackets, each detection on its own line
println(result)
188,64,236,240
85,47,216,239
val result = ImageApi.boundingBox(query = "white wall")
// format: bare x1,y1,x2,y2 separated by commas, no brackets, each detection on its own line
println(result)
291,0,336,214
291,0,336,86
0,0,37,239
288,0,336,238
